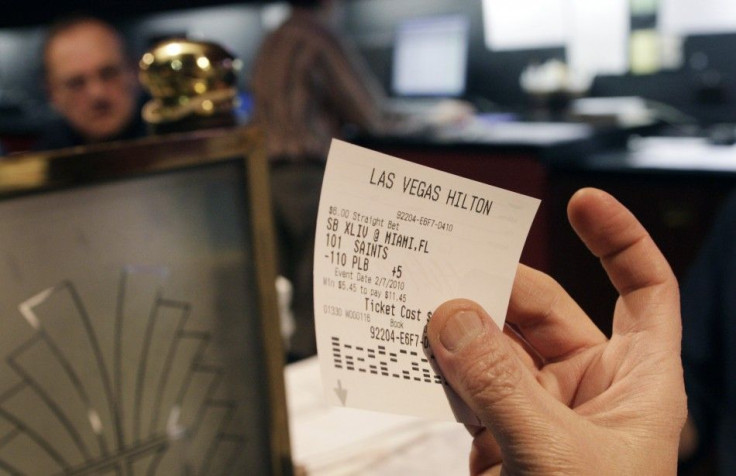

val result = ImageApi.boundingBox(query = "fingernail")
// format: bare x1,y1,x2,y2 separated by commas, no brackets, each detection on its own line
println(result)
440,310,484,352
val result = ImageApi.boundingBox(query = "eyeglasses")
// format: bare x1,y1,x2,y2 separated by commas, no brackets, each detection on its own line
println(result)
55,64,128,95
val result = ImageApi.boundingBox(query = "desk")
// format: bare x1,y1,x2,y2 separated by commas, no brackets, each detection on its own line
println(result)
285,357,471,476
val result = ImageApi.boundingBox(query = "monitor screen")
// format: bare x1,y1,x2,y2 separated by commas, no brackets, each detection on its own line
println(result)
391,14,470,97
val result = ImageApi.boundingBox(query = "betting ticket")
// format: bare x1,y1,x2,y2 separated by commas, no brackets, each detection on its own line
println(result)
313,140,540,424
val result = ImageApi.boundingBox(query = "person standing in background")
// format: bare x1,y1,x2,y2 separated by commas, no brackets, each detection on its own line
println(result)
35,15,146,151
250,0,388,361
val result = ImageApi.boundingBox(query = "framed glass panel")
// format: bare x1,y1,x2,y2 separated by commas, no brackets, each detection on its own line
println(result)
0,127,292,475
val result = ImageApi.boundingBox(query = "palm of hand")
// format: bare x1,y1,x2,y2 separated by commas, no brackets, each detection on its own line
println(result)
432,189,687,476
467,288,685,475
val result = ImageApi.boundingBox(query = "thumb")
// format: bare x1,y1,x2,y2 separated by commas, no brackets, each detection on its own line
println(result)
427,299,560,456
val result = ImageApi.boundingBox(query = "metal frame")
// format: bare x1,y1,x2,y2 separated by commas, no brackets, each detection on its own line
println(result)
0,126,292,475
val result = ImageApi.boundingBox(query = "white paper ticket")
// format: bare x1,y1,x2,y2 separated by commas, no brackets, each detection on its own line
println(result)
314,139,540,424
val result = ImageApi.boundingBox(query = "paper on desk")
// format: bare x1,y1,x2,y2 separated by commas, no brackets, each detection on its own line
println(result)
285,357,471,476
313,140,540,424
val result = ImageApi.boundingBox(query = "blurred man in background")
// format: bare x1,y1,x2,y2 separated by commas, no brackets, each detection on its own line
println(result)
36,15,145,150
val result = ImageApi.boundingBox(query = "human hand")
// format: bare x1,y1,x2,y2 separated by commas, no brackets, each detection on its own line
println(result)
426,188,686,475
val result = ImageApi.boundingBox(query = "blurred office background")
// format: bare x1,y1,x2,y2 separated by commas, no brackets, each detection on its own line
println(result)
2,0,736,150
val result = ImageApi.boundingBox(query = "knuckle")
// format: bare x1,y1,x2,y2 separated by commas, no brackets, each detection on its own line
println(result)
455,336,522,407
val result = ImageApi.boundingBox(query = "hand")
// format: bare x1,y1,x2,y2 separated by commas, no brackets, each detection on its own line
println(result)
427,188,686,475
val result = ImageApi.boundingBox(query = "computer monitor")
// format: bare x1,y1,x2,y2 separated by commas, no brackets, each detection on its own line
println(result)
391,14,470,98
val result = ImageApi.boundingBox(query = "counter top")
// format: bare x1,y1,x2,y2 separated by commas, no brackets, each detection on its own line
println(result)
354,118,655,167
579,136,736,175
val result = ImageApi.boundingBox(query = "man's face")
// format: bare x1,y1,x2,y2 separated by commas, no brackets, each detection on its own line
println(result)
46,22,139,142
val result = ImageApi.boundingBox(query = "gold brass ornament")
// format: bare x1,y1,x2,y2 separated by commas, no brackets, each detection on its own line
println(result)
139,38,242,124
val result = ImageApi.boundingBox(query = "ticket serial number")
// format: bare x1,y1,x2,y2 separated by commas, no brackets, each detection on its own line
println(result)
395,211,454,232
369,326,421,347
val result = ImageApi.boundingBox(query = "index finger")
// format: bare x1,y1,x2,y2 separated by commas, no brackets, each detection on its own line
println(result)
566,188,680,339
507,264,606,362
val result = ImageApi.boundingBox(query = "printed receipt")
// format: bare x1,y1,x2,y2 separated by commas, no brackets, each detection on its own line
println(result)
314,140,540,424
